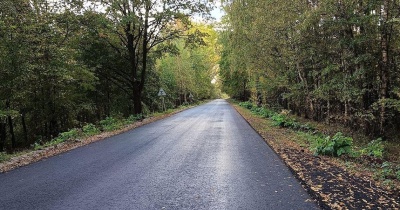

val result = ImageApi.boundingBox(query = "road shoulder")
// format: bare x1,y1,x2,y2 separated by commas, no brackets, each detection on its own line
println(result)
232,103,400,209
0,105,198,173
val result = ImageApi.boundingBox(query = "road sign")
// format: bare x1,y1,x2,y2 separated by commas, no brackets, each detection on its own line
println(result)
158,88,167,111
158,88,167,96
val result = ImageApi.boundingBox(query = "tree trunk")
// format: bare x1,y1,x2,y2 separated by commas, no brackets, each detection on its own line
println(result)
133,1,150,115
379,0,390,136
0,121,6,152
133,83,142,115
344,100,349,124
327,100,330,125
8,116,16,149
21,112,28,144
243,80,247,101
6,100,16,149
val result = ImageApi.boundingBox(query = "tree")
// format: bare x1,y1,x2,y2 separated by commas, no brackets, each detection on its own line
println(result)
156,23,220,107
221,0,400,139
84,0,212,114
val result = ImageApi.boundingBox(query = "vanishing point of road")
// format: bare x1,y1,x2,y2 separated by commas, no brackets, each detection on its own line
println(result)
0,99,319,209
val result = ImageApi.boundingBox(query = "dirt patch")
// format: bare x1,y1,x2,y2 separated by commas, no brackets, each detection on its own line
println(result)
232,104,400,209
0,108,189,173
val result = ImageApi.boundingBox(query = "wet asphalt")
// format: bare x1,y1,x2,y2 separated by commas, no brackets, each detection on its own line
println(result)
0,99,319,210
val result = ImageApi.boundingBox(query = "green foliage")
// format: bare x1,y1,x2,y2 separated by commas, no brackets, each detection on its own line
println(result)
251,107,274,118
155,24,219,108
33,142,43,151
53,129,81,143
0,110,19,119
240,101,315,131
396,170,400,181
0,0,216,152
239,101,253,109
359,138,385,158
373,162,398,182
222,0,400,138
181,102,190,107
270,114,298,128
124,114,143,124
312,132,353,157
82,123,100,136
99,117,122,132
381,162,393,177
270,114,287,126
31,128,82,150
0,152,10,163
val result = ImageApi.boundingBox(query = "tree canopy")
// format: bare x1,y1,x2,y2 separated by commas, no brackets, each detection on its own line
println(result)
0,0,219,152
220,0,400,138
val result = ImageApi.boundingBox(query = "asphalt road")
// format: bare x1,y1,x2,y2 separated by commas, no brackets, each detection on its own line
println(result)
0,99,319,210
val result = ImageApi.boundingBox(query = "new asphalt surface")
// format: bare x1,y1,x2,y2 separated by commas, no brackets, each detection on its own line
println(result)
0,99,319,209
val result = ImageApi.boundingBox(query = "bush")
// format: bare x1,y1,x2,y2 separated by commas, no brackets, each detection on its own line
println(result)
270,114,297,128
0,152,10,162
100,117,121,131
54,128,81,142
239,101,253,109
125,114,143,124
33,142,43,150
259,108,274,118
299,123,315,131
359,138,384,158
270,114,285,126
82,123,100,136
312,132,353,157
181,102,190,107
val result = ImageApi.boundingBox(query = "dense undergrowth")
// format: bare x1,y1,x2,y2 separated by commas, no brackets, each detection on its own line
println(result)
238,101,400,185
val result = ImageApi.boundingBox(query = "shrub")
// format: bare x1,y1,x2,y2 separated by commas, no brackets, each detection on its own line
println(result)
359,138,384,158
181,102,190,107
100,117,121,131
270,114,299,128
312,132,353,157
82,123,100,136
299,123,315,132
54,128,81,143
250,106,261,113
270,114,287,127
239,101,253,109
125,114,143,124
259,108,274,118
0,152,10,162
33,142,43,150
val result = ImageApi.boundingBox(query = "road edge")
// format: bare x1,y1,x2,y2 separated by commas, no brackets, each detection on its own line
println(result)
0,103,206,173
230,102,328,209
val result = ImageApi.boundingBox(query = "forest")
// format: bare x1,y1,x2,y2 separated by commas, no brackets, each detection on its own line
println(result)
2,0,400,153
219,0,400,141
0,0,220,152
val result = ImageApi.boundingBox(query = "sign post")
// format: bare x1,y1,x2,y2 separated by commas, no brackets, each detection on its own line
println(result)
188,92,194,103
158,88,167,111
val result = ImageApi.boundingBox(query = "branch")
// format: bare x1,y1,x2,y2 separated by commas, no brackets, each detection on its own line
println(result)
96,71,132,95
102,37,123,55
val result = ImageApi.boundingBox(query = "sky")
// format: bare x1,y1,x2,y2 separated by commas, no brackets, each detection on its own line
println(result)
191,1,225,23
210,2,225,22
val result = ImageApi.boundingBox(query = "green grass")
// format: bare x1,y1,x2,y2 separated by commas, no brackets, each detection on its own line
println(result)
0,152,12,163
